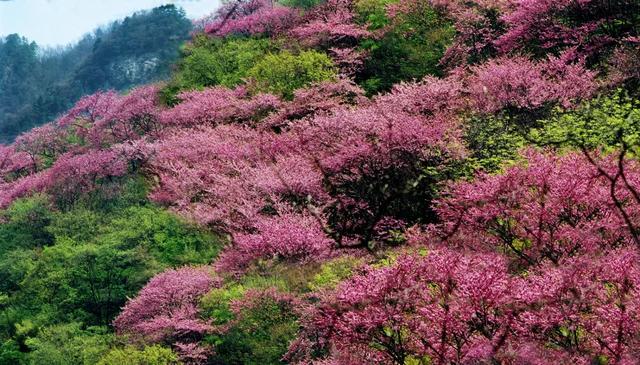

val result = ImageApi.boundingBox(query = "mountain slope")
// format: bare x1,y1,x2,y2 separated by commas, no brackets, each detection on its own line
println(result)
0,4,191,143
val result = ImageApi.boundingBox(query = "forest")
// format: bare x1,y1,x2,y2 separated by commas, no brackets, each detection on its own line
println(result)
0,4,192,142
0,0,639,364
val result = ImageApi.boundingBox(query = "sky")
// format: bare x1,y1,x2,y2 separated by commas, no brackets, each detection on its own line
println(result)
0,0,220,47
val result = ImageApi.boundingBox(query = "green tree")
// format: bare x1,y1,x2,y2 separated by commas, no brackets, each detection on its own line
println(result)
25,323,113,365
98,345,179,365
464,115,527,173
0,194,54,255
530,91,640,153
162,36,275,105
205,291,299,365
355,0,454,94
247,50,337,99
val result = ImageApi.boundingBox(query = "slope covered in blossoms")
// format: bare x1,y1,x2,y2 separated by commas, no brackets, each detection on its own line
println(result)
0,0,639,364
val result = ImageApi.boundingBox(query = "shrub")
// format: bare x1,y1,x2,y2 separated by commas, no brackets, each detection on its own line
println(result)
99,206,222,266
530,91,640,153
209,289,299,365
98,345,179,365
25,323,113,365
114,267,217,362
162,36,275,105
463,114,526,173
0,194,53,253
247,50,337,99
356,0,455,94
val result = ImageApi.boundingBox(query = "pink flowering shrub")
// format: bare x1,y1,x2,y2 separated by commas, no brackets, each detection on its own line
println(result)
0,86,164,209
215,210,333,274
146,125,272,230
45,149,129,205
96,85,164,143
375,76,465,118
290,0,371,47
55,86,163,147
147,77,464,271
0,148,129,209
14,123,70,170
495,0,640,62
291,102,460,248
435,150,640,268
263,79,367,129
505,250,640,364
434,0,510,67
205,0,301,37
606,41,640,88
159,87,281,127
466,56,597,114
0,171,50,209
288,248,514,364
0,145,36,179
286,144,640,364
57,91,119,129
290,238,640,364
287,0,370,77
114,266,218,363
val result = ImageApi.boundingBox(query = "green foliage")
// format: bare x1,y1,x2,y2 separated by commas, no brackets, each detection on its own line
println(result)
162,36,275,104
355,0,396,29
0,34,39,143
247,50,337,99
166,41,337,102
75,5,192,92
200,285,247,326
96,206,221,266
74,175,150,213
11,204,220,327
308,256,362,291
0,194,54,254
530,91,640,154
464,115,527,173
0,176,223,359
278,0,324,9
25,323,113,365
98,345,180,365
200,275,290,327
356,0,454,94
200,264,320,365
207,292,299,365
46,208,103,244
0,339,24,364
462,92,640,175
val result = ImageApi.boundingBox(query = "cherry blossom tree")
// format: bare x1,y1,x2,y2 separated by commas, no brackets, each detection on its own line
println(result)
495,0,640,62
466,56,597,115
288,248,514,365
13,123,70,170
159,86,281,127
289,0,371,48
205,0,301,37
114,266,218,364
147,77,464,271
435,150,640,268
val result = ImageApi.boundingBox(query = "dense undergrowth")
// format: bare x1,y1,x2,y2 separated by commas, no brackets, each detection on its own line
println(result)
0,0,639,364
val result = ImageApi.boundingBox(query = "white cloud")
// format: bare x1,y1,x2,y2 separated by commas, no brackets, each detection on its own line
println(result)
0,0,220,46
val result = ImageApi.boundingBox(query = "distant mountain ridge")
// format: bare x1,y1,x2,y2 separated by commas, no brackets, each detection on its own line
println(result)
0,4,192,143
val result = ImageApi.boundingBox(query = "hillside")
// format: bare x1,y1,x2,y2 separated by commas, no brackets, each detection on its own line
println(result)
0,0,639,364
0,5,192,143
